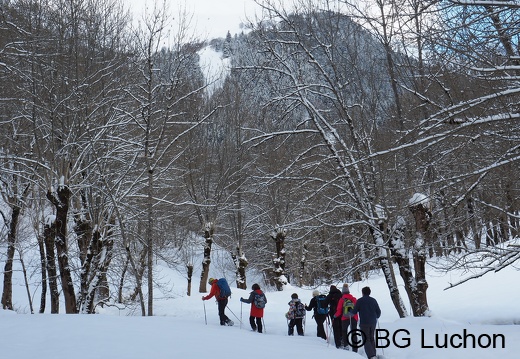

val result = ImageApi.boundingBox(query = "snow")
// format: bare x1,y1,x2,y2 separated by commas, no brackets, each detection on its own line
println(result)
1,254,519,359
198,46,231,96
409,192,429,208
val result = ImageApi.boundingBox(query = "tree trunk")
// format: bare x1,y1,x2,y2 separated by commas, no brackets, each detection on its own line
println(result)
199,222,214,293
75,214,93,312
46,186,77,313
232,192,248,290
125,245,146,316
19,251,34,314
236,252,248,290
187,264,193,296
37,234,47,313
388,214,430,317
233,242,248,290
43,221,60,313
85,233,114,313
146,169,154,316
299,242,308,287
409,201,430,317
118,255,129,303
467,197,481,249
1,205,20,310
271,227,288,291
373,223,407,318
77,220,114,314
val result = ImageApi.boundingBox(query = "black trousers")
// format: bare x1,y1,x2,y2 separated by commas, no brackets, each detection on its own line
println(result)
314,314,327,339
288,318,304,335
217,298,230,325
249,316,263,333
331,315,342,348
341,317,358,352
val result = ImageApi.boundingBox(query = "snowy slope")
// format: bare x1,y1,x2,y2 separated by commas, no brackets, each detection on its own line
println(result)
1,255,519,359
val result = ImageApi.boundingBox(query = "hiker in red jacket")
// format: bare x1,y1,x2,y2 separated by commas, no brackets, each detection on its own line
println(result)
334,283,359,351
202,278,233,326
240,283,267,333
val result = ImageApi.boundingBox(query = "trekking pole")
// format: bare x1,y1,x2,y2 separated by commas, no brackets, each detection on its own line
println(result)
325,316,330,345
349,315,353,350
240,302,243,330
226,305,243,325
326,316,332,346
203,300,207,325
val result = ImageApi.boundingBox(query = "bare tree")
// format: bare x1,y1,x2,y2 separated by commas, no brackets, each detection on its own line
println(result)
126,1,211,313
421,0,520,285
245,0,408,316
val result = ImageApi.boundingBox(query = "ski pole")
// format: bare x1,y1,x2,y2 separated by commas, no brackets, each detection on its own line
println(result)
349,315,353,351
325,316,330,344
240,302,243,330
203,300,207,325
226,305,243,325
326,316,332,346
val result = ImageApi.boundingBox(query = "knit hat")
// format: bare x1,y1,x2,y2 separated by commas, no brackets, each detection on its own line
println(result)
208,278,216,285
312,290,320,297
330,285,337,292
342,283,350,294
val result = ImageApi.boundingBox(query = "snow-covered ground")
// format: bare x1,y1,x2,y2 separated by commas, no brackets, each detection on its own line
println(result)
0,254,518,359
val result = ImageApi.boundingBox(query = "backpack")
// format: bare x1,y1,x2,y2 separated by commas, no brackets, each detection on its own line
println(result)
216,278,231,298
294,301,306,318
316,294,329,315
342,297,354,318
253,292,266,309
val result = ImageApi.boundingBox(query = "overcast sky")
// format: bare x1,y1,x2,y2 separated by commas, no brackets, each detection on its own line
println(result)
126,0,262,39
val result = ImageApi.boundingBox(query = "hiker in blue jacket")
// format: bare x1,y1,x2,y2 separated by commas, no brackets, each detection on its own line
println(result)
346,286,381,359
305,290,327,340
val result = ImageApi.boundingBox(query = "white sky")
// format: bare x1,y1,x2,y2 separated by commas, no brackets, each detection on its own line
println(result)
126,0,262,39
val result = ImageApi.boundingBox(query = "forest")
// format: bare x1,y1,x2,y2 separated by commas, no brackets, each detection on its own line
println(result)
0,0,519,317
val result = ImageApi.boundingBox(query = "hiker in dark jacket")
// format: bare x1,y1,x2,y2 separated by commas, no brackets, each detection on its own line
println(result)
240,283,266,333
347,286,381,359
325,285,343,348
305,290,327,340
202,278,233,326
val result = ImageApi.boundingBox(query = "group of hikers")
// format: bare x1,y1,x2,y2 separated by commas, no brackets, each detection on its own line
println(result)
202,278,381,359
